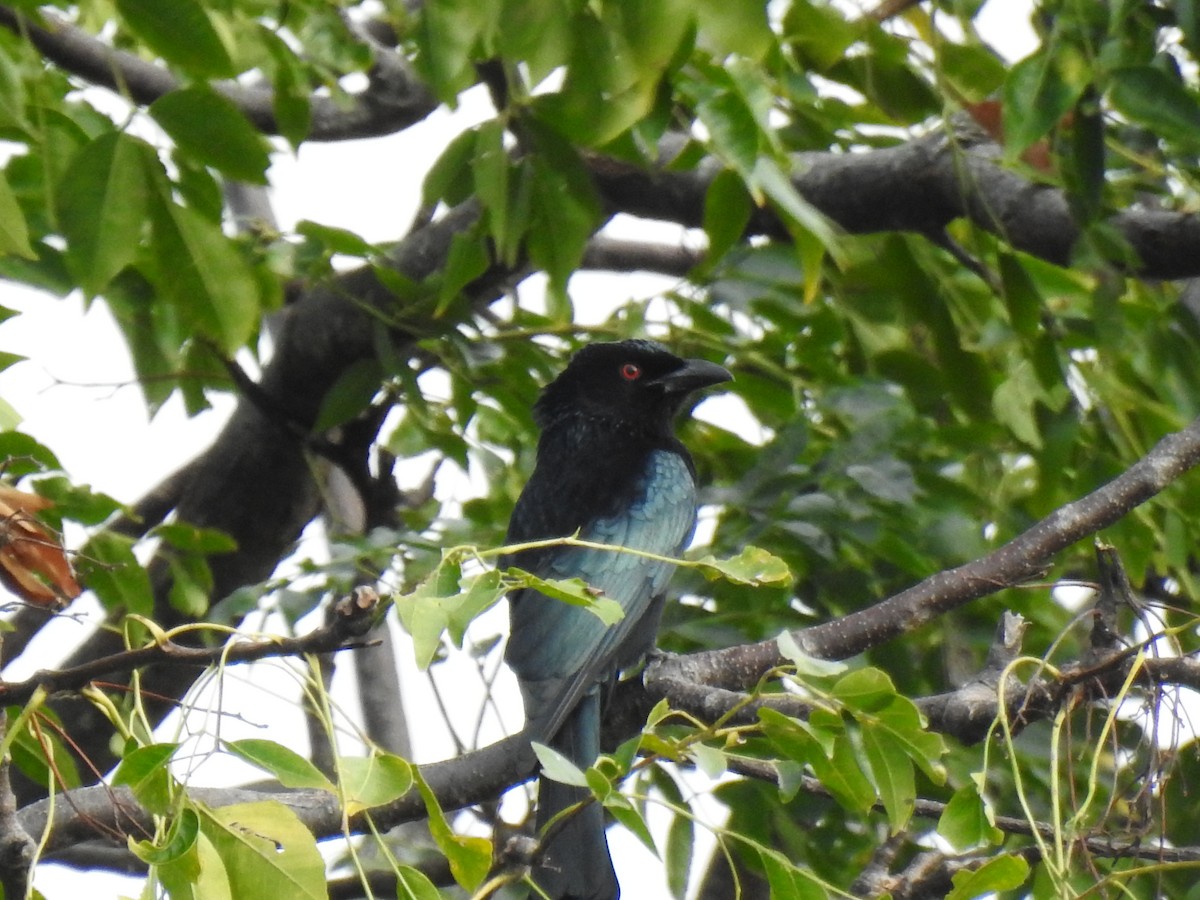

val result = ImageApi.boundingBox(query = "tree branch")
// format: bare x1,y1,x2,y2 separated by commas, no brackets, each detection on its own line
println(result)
660,413,1200,691
590,131,1200,280
0,587,381,707
0,6,437,141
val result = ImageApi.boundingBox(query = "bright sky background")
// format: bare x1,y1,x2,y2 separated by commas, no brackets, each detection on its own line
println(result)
0,4,1038,897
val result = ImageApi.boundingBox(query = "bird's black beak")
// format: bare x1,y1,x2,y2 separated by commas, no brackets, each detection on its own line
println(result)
652,358,733,395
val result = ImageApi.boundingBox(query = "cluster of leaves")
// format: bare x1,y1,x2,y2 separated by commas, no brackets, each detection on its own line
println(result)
3,0,1200,897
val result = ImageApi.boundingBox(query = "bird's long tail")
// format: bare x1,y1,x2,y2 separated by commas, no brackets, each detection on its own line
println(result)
533,689,619,900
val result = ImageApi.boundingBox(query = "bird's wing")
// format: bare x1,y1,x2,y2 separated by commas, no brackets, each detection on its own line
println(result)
507,449,697,741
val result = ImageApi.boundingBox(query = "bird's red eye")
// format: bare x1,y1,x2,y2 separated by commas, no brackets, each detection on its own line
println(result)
620,363,642,381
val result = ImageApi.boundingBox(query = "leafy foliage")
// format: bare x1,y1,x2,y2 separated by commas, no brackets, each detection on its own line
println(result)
1,0,1200,898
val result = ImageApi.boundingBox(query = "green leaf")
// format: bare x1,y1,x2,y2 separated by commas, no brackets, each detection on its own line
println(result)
115,0,235,78
1002,46,1089,156
473,119,514,261
260,27,312,147
295,221,377,258
7,705,80,789
945,853,1031,899
415,0,494,103
861,726,914,832
693,545,792,586
113,743,178,813
226,740,335,794
688,742,727,779
156,829,232,900
77,531,154,615
437,229,490,315
776,631,847,678
758,847,828,900
524,123,601,295
506,569,625,624
394,865,443,900
150,87,272,184
937,41,1008,102
760,707,835,764
422,126,478,207
1108,66,1200,152
702,169,752,266
395,561,508,669
664,798,693,899
149,198,262,354
0,44,28,131
531,741,589,787
938,785,1003,850
58,132,151,294
413,767,492,891
338,753,414,814
810,735,876,813
993,359,1047,448
603,789,658,854
694,0,773,59
784,0,859,71
132,805,200,866
313,358,384,432
0,169,33,259
199,801,325,900
153,523,238,555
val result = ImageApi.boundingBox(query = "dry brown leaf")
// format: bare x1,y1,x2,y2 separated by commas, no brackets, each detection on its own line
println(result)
0,484,81,608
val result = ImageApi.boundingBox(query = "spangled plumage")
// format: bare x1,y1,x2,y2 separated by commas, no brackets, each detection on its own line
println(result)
504,340,731,900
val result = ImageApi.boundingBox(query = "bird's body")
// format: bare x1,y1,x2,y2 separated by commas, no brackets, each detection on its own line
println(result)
504,340,731,900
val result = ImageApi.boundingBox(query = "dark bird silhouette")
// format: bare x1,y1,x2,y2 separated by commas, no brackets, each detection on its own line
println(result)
504,339,731,900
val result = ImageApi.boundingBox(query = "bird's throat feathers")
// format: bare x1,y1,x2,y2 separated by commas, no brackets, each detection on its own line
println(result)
509,413,693,550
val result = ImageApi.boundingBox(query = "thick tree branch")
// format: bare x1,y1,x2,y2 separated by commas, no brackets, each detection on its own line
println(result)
591,132,1200,280
660,413,1200,691
0,6,437,141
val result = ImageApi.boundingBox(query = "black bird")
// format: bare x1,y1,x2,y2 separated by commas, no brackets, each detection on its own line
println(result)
504,339,731,900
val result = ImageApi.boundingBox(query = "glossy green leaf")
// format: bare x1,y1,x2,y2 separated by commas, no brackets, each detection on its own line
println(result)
149,199,261,354
77,531,154,615
703,168,752,266
0,44,28,131
200,801,325,900
694,0,773,59
603,789,658,854
694,546,792,586
507,569,625,624
531,741,589,787
415,0,494,103
113,743,178,813
413,768,492,891
1108,66,1200,151
150,87,271,184
1002,46,1089,156
115,0,235,78
226,739,335,793
338,753,415,813
0,168,33,259
132,805,200,866
156,829,232,900
861,725,914,832
57,132,150,294
945,853,1031,899
938,785,1003,850
394,865,443,900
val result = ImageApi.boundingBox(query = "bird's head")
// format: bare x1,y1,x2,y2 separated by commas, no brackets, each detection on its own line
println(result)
534,339,732,433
